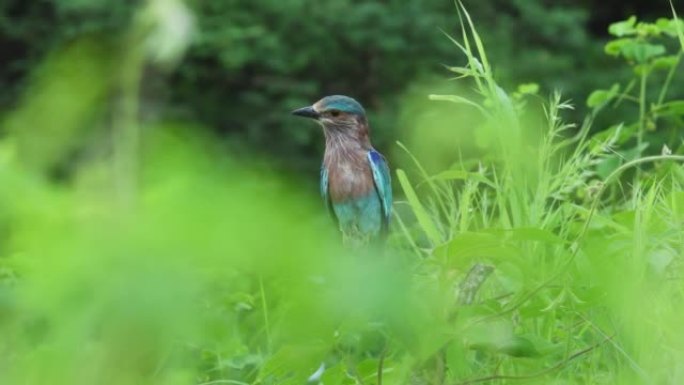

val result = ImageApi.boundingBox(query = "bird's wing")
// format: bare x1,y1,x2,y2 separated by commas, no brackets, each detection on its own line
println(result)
367,149,393,231
320,165,338,224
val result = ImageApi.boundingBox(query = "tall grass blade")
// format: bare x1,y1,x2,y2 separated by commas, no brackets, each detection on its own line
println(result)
396,169,442,245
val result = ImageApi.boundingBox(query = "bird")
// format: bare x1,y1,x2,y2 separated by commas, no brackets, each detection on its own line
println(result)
292,95,392,247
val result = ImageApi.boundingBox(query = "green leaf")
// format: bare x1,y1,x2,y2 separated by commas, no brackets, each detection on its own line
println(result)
623,42,666,63
516,83,539,95
608,16,637,37
604,38,632,56
396,169,442,245
636,21,662,37
651,55,680,70
621,143,650,161
655,17,684,39
655,101,684,116
590,123,632,148
587,84,620,108
605,39,666,63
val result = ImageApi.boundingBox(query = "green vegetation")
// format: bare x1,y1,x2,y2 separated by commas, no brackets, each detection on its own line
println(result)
1,1,684,384
3,0,680,171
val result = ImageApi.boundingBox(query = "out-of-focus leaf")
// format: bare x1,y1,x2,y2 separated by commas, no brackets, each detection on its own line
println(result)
605,39,665,63
587,84,620,108
608,16,637,37
624,42,666,63
516,83,539,95
655,101,684,116
651,55,680,70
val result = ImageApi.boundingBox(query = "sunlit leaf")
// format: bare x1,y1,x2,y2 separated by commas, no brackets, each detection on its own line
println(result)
587,84,621,108
608,16,637,36
517,83,540,95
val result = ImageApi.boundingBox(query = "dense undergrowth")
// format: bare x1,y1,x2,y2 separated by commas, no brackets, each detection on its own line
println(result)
0,2,683,385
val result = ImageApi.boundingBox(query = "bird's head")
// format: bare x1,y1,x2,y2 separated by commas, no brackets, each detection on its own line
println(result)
292,95,369,140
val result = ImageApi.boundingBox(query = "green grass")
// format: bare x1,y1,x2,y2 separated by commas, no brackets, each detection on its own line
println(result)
0,2,683,385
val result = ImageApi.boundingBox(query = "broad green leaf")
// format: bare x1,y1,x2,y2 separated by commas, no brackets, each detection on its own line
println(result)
656,17,684,40
356,359,382,383
589,123,633,146
623,42,666,63
587,84,620,108
654,101,684,116
636,21,662,37
651,55,680,70
605,39,666,63
604,38,632,56
621,143,650,161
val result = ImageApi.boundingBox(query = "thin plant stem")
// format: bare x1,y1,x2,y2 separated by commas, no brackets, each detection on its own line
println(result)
657,52,682,105
634,68,649,193
259,276,272,353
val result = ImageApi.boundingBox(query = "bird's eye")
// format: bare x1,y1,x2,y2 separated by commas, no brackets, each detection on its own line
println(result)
329,109,341,117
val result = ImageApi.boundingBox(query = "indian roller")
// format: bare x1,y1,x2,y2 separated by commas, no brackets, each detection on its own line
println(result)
292,95,392,246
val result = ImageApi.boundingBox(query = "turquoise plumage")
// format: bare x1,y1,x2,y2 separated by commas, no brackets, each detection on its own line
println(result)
293,95,392,246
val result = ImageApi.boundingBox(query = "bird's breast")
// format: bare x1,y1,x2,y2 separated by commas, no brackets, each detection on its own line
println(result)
326,152,375,202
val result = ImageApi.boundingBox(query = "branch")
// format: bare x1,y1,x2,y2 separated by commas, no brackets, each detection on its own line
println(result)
458,263,495,305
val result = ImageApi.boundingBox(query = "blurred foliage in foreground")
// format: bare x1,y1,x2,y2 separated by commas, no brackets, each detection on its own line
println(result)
1,0,684,384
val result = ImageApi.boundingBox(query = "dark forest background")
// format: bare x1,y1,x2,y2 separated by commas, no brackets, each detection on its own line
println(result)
1,0,681,173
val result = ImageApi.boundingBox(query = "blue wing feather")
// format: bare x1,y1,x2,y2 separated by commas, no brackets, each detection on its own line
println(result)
367,150,392,232
320,165,328,201
320,165,338,223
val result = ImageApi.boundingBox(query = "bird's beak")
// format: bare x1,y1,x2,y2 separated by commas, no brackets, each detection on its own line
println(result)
291,106,319,119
